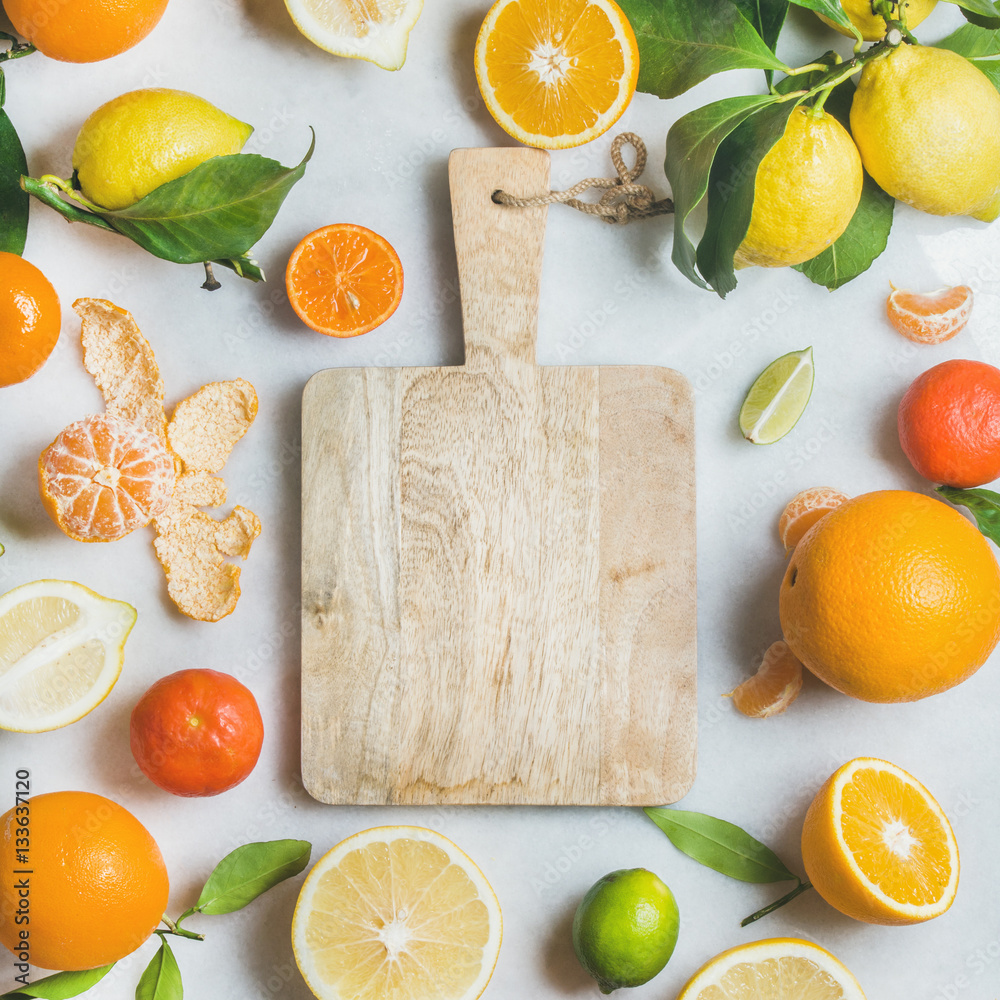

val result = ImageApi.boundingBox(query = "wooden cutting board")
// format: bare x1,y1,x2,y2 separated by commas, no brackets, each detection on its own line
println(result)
301,147,697,806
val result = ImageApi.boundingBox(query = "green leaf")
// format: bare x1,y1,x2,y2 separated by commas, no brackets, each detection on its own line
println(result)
645,807,800,883
194,840,312,915
617,0,788,100
695,99,797,297
0,966,115,1000
135,940,181,1000
94,133,314,264
0,107,27,254
788,0,860,38
938,22,1000,90
942,0,1000,23
791,79,894,289
666,94,780,289
732,0,789,84
937,486,1000,546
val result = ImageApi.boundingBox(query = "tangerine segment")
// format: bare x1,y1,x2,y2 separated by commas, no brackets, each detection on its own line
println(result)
475,0,639,149
286,225,404,338
728,640,803,718
887,284,973,345
802,757,959,925
778,487,849,552
292,826,502,1000
39,413,176,543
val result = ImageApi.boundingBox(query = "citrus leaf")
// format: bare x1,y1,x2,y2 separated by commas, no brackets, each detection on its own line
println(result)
942,0,1000,23
645,808,800,883
93,133,314,264
666,94,780,289
791,79,894,289
0,966,115,1000
937,486,1000,545
195,840,312,915
617,0,788,100
695,99,797,298
938,22,1000,90
732,0,789,84
0,106,27,254
787,0,860,38
135,940,182,1000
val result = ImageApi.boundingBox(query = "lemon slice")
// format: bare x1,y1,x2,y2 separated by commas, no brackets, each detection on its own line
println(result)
0,579,136,733
283,0,424,70
292,826,502,1000
677,938,868,1000
739,346,815,444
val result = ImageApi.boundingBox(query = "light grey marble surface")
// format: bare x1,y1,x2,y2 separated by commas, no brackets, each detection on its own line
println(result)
1,1,998,997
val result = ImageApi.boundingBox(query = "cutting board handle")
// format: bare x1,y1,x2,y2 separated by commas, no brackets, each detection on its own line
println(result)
449,147,550,372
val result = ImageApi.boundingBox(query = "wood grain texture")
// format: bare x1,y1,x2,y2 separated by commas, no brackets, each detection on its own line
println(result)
301,147,696,805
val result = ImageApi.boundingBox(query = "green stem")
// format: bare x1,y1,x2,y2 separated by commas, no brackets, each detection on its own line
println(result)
784,61,833,77
741,881,814,927
0,31,36,63
38,174,106,213
173,907,200,929
157,914,205,942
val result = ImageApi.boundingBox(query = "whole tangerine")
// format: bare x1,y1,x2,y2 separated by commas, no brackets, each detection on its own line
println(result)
3,0,169,62
130,669,264,797
779,490,1000,703
0,791,168,971
0,252,61,388
899,359,1000,487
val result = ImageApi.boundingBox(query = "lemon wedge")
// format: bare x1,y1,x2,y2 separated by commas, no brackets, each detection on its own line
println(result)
677,938,868,1000
0,580,136,733
283,0,424,70
292,826,502,1000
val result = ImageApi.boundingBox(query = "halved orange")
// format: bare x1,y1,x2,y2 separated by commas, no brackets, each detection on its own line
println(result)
474,0,639,150
886,284,973,345
727,640,803,718
801,757,960,925
286,224,404,338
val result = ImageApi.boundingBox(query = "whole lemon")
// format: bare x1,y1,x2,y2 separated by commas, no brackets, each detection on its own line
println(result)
72,89,253,211
851,44,1000,221
734,106,863,269
818,0,937,41
779,490,1000,703
572,868,679,994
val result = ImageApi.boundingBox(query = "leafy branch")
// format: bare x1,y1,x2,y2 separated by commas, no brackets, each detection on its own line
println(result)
0,841,311,1000
0,31,35,64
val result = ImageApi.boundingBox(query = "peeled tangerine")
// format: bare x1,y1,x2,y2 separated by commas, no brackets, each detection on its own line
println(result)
735,107,863,269
851,44,1000,222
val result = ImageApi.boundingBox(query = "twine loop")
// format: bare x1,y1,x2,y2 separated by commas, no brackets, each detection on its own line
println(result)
492,133,674,225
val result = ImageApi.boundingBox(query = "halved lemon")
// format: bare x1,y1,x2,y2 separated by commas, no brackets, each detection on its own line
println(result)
677,938,867,1000
283,0,424,70
474,0,639,149
292,826,502,1000
0,579,136,733
801,757,960,925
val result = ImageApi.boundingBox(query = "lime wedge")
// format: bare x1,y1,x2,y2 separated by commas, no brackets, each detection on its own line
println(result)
739,347,814,444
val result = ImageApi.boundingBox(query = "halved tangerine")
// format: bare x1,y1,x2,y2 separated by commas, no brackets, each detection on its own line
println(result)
886,284,973,345
39,413,175,543
285,224,404,338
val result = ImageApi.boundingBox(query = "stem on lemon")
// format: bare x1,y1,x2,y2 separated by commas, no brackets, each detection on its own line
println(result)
38,174,108,213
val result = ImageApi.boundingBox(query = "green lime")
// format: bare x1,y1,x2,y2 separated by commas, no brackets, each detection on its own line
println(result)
739,346,814,445
571,868,679,994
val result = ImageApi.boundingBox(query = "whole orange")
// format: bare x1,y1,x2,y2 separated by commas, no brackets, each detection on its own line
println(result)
898,359,1000,487
0,791,168,971
779,490,1000,702
0,252,61,388
130,669,264,797
2,0,169,62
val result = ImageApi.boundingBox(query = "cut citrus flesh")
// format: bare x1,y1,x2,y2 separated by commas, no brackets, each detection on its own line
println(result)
802,757,959,925
474,0,639,150
39,412,176,543
739,347,814,444
292,826,502,1000
887,284,973,345
677,938,867,1000
728,640,803,718
282,0,424,70
778,486,849,552
0,580,136,733
286,224,404,338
